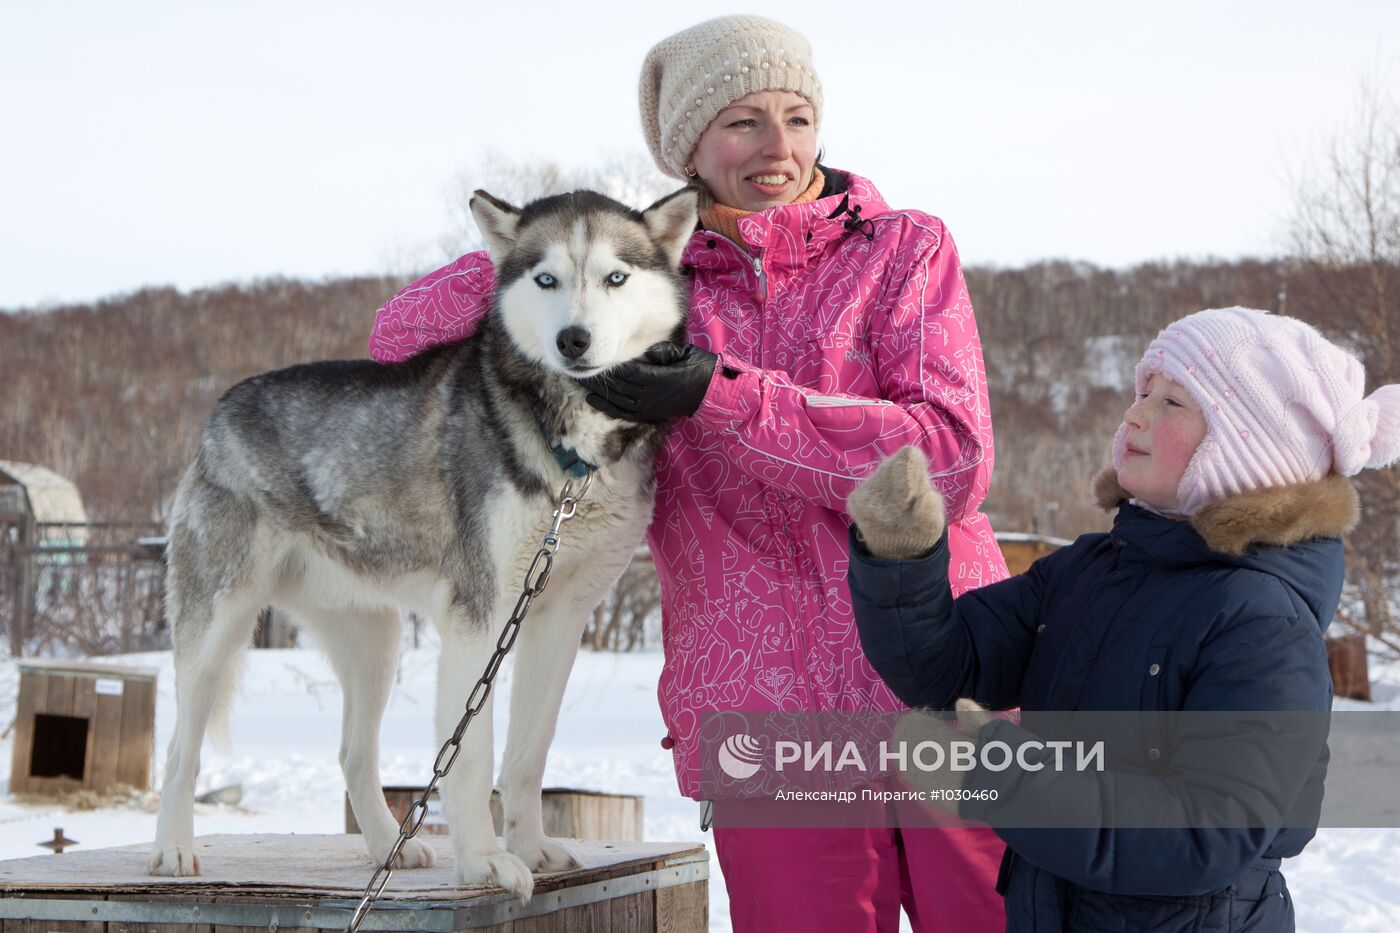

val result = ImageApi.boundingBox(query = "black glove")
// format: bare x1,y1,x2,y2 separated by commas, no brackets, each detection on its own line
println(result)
581,342,719,422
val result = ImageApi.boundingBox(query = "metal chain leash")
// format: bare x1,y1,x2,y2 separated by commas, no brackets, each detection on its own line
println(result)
344,470,593,933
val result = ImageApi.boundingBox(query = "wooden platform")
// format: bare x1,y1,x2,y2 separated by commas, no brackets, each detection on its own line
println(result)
0,834,708,931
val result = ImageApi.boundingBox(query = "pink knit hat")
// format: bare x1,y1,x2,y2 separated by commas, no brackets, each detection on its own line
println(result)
1112,307,1400,514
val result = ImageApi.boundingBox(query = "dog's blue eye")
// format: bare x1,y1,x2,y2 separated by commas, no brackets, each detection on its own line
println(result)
534,273,557,289
606,271,629,287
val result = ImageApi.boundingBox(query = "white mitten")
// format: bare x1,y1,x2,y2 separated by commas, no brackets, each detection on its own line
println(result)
847,446,947,559
891,698,997,814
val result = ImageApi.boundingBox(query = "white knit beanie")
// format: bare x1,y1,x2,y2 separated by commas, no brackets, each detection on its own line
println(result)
1111,307,1400,514
639,16,823,180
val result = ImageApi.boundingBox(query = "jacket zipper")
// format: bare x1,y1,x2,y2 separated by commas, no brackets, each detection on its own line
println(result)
753,250,814,710
719,237,812,704
714,235,766,307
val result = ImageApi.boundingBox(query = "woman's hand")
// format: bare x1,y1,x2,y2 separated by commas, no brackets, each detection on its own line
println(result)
846,446,947,558
581,342,718,423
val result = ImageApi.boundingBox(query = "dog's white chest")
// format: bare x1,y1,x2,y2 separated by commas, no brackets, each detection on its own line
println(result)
484,468,651,603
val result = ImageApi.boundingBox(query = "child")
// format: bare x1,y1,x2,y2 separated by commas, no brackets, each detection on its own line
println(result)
845,307,1400,932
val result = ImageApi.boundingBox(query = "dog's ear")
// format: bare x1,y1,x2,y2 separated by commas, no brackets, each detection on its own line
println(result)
469,190,522,263
641,188,700,270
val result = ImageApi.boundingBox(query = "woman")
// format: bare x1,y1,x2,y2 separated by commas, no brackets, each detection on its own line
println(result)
369,15,1009,932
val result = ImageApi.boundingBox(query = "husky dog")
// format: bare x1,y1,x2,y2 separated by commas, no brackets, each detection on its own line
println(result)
148,187,699,901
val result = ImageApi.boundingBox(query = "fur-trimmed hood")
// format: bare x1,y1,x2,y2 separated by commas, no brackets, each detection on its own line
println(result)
1084,466,1349,674
1092,467,1358,557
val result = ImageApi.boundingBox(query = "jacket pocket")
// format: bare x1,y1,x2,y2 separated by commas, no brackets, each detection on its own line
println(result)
1227,867,1292,931
806,395,894,408
1066,887,1216,932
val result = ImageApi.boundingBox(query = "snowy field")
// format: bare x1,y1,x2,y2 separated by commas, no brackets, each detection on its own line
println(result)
2,643,1398,932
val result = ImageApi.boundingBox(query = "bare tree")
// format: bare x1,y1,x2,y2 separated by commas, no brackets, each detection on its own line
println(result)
581,553,662,652
1285,71,1400,647
1288,74,1400,369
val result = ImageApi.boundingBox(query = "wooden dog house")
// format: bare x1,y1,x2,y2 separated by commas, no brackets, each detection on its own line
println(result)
9,658,158,795
1326,632,1372,702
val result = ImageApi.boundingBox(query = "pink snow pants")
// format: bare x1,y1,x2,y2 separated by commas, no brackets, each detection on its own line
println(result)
713,821,1005,932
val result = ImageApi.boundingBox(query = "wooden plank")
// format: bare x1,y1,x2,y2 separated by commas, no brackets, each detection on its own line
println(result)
8,673,40,795
88,691,123,793
540,794,569,839
618,797,644,843
27,673,50,717
46,674,75,718
70,679,97,790
611,889,653,932
16,659,160,681
590,795,641,842
504,900,609,933
537,792,643,842
115,680,157,791
582,898,612,932
500,913,564,933
655,881,707,933
69,679,96,721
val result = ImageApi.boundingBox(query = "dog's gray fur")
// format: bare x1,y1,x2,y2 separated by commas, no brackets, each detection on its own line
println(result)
149,187,699,901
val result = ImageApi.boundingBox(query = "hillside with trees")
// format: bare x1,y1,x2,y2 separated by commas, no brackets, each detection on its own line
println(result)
3,85,1395,652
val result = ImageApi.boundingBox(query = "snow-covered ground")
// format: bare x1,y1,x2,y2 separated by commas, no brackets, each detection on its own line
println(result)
2,643,1398,932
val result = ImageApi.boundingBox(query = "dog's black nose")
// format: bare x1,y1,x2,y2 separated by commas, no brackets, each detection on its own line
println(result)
556,326,592,359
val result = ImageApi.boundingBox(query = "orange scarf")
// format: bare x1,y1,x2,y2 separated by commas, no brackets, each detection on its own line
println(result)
699,168,826,247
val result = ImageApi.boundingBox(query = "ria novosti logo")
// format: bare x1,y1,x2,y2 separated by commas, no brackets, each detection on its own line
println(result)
717,733,765,779
714,730,1106,779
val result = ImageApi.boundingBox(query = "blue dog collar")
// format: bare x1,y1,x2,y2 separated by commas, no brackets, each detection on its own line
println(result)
549,441,595,479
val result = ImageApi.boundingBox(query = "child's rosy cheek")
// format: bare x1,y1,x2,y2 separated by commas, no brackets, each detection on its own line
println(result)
1157,424,1203,468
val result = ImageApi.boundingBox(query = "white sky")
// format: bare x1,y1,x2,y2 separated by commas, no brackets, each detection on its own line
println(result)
2,1,1397,309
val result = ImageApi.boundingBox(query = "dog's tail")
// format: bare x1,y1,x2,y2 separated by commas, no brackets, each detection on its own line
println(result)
205,650,246,756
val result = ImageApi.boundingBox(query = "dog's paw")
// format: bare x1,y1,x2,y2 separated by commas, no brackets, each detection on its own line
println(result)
147,845,201,876
508,834,583,873
455,850,535,903
371,837,435,870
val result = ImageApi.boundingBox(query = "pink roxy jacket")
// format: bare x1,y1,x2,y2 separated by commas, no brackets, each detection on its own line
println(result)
369,170,1009,798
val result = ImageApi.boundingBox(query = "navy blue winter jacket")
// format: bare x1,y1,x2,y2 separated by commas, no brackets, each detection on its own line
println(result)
847,470,1356,933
